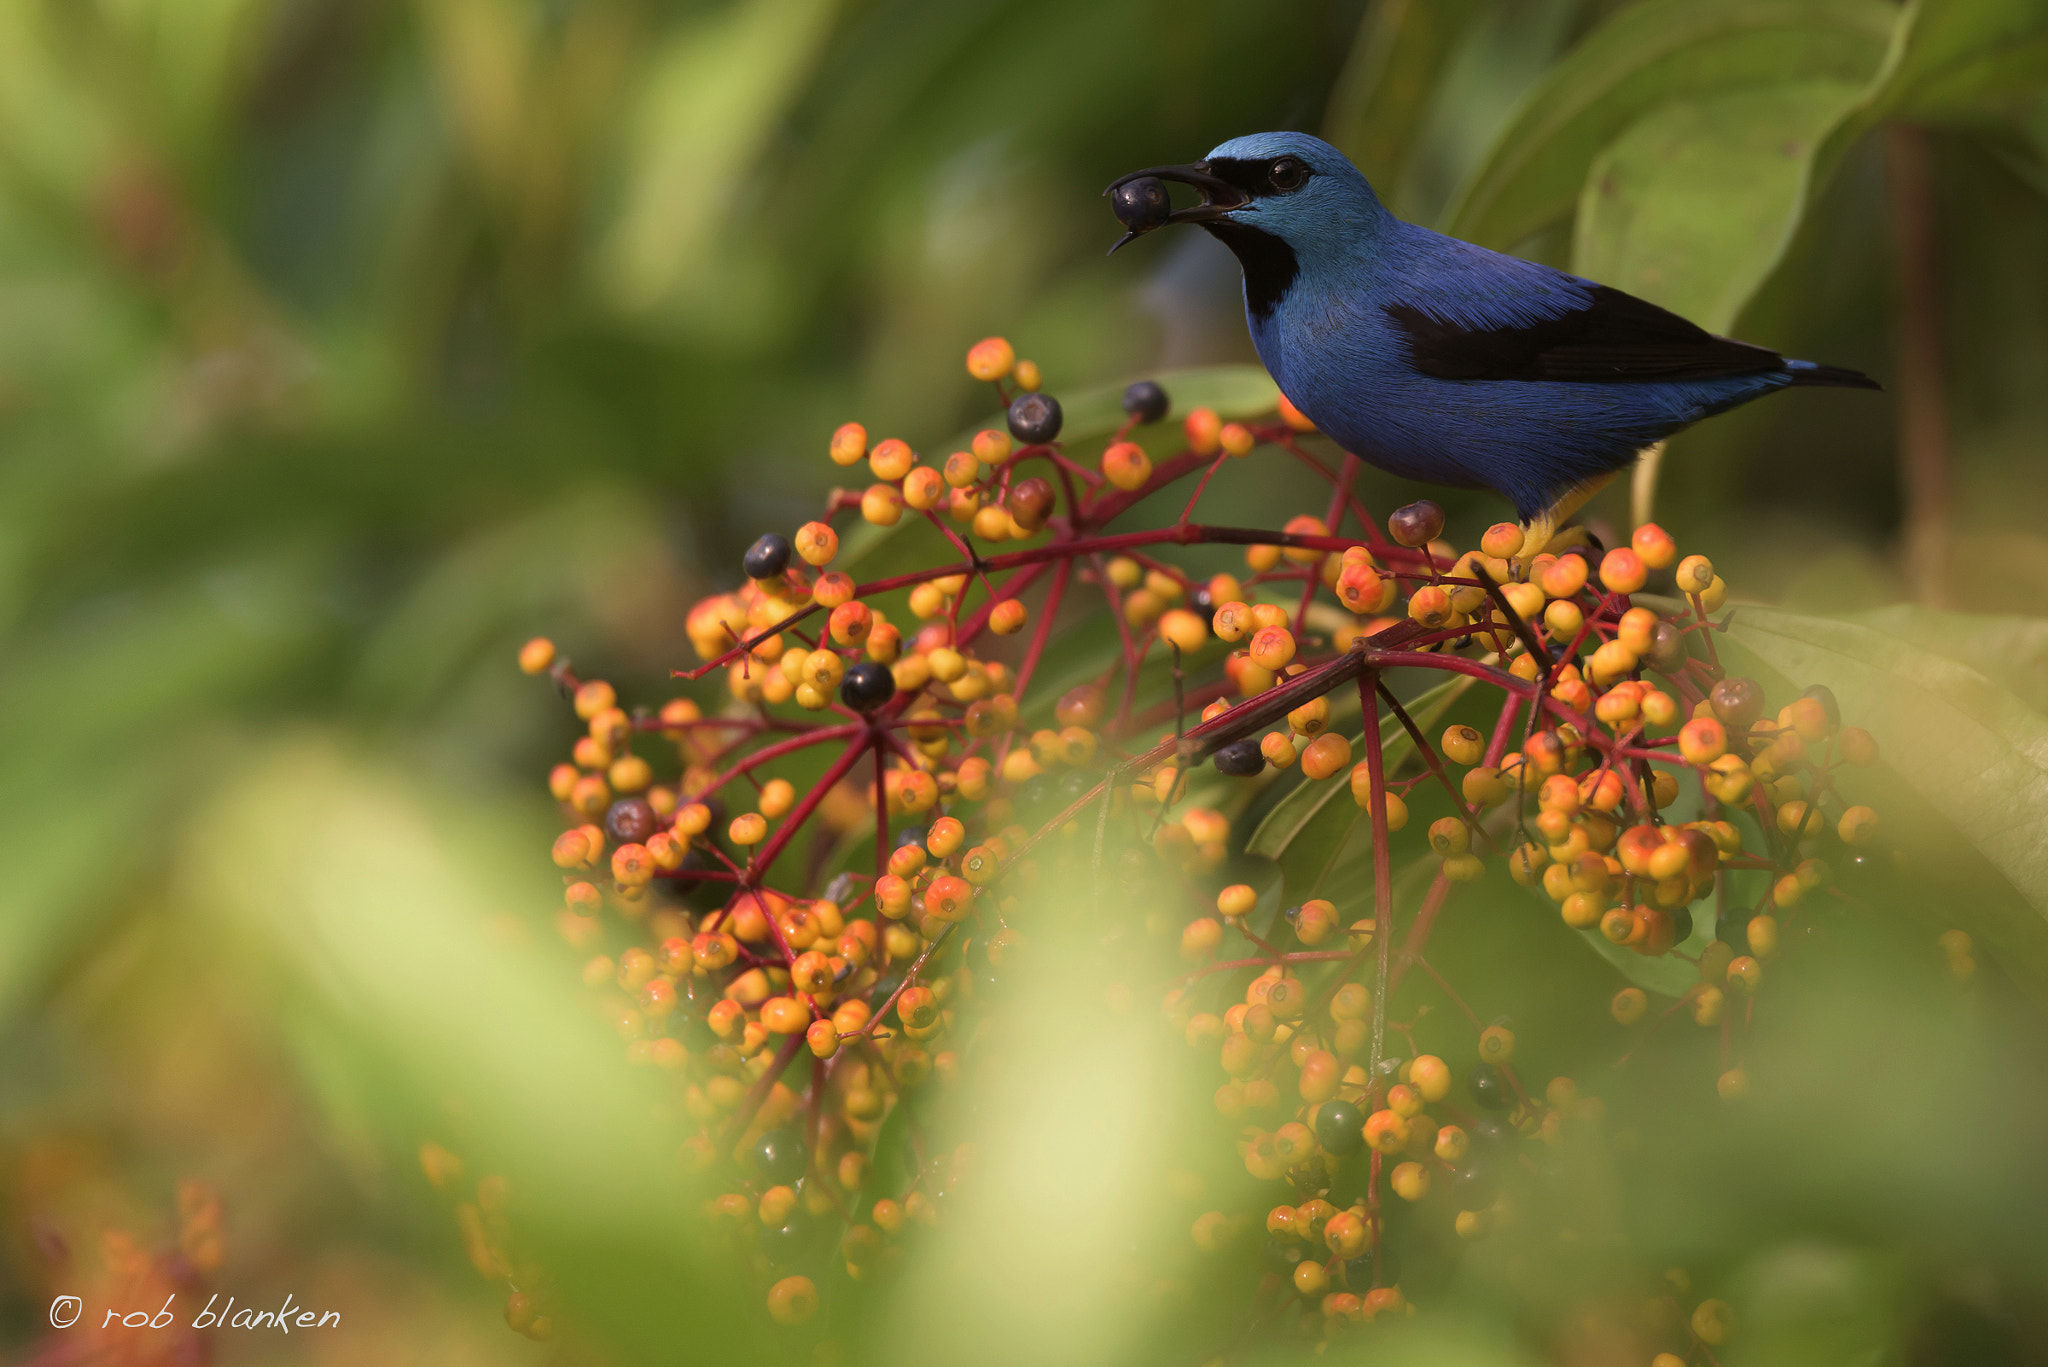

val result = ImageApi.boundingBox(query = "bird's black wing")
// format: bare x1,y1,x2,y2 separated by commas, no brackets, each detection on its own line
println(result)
1388,285,1785,384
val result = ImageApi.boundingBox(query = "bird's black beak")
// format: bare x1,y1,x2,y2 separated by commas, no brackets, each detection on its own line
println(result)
1103,161,1249,254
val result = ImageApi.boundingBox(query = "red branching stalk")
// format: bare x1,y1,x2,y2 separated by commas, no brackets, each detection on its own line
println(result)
521,363,1879,1345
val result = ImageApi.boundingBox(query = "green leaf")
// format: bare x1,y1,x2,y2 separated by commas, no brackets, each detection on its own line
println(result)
1719,605,2048,962
1442,0,1896,248
1808,0,2048,197
597,0,843,318
1245,673,1476,903
1573,81,1870,332
1323,0,1489,196
1848,605,2048,714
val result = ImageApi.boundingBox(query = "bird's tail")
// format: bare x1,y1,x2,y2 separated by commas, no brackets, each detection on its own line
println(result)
1783,358,1882,390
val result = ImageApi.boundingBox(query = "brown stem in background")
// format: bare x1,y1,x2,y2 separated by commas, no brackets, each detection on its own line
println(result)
1885,123,1951,608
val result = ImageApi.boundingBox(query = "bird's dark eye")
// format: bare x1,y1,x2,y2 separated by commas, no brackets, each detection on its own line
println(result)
1268,157,1309,192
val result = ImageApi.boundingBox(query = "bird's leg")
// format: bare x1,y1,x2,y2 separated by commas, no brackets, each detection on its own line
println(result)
1630,441,1667,530
1516,469,1618,575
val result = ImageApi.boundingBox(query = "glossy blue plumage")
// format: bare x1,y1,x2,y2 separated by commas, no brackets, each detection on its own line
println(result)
1168,132,1874,520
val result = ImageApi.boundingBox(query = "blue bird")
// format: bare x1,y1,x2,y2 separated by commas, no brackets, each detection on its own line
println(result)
1107,131,1878,559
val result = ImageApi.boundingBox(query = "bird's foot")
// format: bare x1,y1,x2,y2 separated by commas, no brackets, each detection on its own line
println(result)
1514,471,1619,576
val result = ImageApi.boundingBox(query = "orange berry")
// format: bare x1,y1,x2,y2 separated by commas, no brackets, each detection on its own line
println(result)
1480,523,1525,559
1599,547,1647,595
989,599,1029,636
1441,725,1484,766
1277,393,1316,431
1217,884,1258,918
573,679,616,719
1248,625,1296,671
806,1019,840,1058
518,637,556,674
1323,1210,1367,1257
965,336,1015,382
767,1275,818,1325
1220,422,1255,457
1671,553,1720,594
861,484,903,526
1297,1049,1341,1104
793,520,838,566
551,828,595,869
829,422,867,467
1540,555,1588,599
869,437,915,482
729,813,767,845
760,996,810,1034
1679,716,1728,765
1839,726,1879,765
923,874,972,922
1631,522,1677,568
1101,440,1152,492
1363,1109,1408,1154
1158,607,1208,652
611,843,654,887
1691,1298,1736,1345
1185,406,1222,454
1838,805,1879,845
1300,732,1353,781
971,429,1011,465
1181,917,1223,959
1408,584,1453,627
902,465,945,510
1478,1024,1515,1063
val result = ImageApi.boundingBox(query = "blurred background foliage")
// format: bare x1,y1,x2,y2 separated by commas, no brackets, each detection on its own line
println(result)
2,0,2047,1363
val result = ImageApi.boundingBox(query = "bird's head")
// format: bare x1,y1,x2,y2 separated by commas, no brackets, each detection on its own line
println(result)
1104,131,1383,261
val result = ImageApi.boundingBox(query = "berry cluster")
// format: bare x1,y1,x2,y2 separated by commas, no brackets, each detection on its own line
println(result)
474,333,1899,1359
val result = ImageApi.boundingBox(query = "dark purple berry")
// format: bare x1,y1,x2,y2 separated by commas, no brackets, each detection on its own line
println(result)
744,533,792,580
1314,1098,1363,1155
1802,683,1841,729
1007,392,1062,445
1110,177,1172,233
1450,1163,1500,1207
1710,676,1766,730
1212,738,1265,777
1121,379,1169,424
752,1128,807,1185
1468,1063,1509,1110
1388,500,1445,548
1344,1245,1400,1288
605,797,657,846
839,661,895,713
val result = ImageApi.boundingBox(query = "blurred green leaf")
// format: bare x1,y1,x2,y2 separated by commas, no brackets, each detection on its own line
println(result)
1443,0,1895,248
0,567,323,1024
1850,605,2048,712
1862,0,2048,124
599,0,843,318
179,735,683,1226
1720,605,2048,947
1574,81,1868,331
1324,0,1489,195
1246,673,1474,902
1808,0,2048,196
